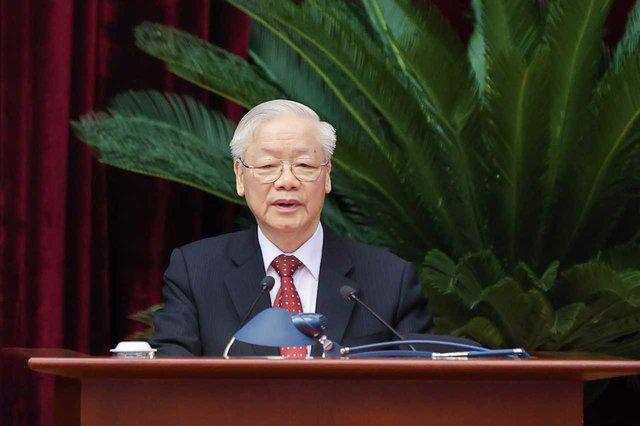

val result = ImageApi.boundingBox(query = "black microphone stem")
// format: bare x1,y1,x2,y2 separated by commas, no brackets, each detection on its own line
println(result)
353,295,404,341
239,287,268,329
351,294,417,352
224,276,275,357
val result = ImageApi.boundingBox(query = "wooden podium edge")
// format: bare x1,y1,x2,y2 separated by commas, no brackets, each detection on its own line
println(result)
28,357,640,382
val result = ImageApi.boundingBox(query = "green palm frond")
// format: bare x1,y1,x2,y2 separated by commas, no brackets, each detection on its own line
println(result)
467,25,487,95
363,0,476,131
612,0,640,71
451,316,506,348
560,54,640,259
549,297,637,352
422,247,640,355
558,262,640,305
72,91,241,203
329,166,428,259
472,0,543,62
550,303,585,336
422,250,504,309
229,0,429,145
128,304,164,340
249,22,382,137
513,260,560,293
476,278,554,347
599,333,640,358
134,22,282,108
362,0,486,254
245,7,393,156
320,196,377,247
597,244,640,270
535,0,611,265
572,312,640,352
468,0,544,94
483,47,550,264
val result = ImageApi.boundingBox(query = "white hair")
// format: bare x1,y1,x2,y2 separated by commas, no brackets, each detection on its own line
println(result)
229,99,336,160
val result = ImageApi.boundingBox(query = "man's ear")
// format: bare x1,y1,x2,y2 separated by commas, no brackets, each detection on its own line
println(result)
324,161,332,194
233,160,245,197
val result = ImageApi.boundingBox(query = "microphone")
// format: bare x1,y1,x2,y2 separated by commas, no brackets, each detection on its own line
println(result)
238,276,275,329
340,285,416,351
292,313,340,356
292,313,328,338
223,276,275,357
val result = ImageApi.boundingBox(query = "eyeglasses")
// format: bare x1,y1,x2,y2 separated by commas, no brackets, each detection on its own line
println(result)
239,157,330,183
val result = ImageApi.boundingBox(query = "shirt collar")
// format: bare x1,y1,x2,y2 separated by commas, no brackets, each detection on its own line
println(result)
257,223,323,280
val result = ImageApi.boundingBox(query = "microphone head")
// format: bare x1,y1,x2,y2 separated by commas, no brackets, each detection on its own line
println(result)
339,285,357,301
260,276,276,291
292,313,327,338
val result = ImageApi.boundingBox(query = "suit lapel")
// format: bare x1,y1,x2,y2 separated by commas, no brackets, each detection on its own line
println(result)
223,228,279,356
312,227,357,356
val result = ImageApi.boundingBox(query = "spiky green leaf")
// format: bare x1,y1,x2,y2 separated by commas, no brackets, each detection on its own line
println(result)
560,54,640,259
361,0,485,254
471,0,543,62
612,0,640,71
475,278,531,344
134,22,282,108
72,91,240,203
363,0,476,130
452,317,505,348
483,47,550,263
535,0,612,265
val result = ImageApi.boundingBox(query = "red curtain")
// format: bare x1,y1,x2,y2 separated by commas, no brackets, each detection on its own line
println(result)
1,1,248,424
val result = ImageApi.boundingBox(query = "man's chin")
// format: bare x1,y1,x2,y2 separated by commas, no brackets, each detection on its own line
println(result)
268,222,304,233
263,217,310,234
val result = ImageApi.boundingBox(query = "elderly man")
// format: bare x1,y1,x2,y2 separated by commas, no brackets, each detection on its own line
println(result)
151,100,431,357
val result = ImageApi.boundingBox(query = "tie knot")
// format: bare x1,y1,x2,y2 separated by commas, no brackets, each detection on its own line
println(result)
271,254,302,278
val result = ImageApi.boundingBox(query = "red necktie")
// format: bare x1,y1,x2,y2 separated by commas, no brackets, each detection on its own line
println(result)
271,254,307,359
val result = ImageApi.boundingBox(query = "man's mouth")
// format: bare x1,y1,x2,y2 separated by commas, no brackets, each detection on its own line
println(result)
273,200,302,210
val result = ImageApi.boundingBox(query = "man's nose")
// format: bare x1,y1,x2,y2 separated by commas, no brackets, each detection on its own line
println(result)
274,164,301,190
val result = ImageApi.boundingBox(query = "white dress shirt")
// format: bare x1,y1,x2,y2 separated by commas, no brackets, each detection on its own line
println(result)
257,223,323,314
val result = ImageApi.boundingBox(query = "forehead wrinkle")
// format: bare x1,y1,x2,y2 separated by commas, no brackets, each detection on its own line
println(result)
258,147,318,156
262,130,308,140
252,135,322,156
255,132,318,150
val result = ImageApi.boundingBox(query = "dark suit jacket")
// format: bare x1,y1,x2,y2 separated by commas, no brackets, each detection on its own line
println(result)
150,226,432,357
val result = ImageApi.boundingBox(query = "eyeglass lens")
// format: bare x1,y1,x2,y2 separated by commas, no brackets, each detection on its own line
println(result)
252,159,324,182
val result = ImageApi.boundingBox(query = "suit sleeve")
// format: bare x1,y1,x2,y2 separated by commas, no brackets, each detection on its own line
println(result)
394,261,434,334
149,248,202,357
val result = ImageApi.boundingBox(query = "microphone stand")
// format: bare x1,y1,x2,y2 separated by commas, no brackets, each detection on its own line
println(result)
223,276,275,358
342,286,416,352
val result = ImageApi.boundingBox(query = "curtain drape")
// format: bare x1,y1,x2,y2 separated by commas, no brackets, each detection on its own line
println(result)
1,1,249,424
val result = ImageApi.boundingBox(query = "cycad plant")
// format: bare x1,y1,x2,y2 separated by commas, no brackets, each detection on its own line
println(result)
74,0,640,356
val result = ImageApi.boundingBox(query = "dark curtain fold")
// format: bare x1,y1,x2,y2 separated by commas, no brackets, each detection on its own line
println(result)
1,1,249,424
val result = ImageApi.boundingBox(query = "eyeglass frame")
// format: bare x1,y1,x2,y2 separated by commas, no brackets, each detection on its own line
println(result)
237,156,330,183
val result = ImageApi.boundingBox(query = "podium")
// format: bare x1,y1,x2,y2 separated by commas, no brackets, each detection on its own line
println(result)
28,354,640,426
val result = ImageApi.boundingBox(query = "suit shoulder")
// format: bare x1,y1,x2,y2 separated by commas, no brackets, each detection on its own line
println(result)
176,229,253,258
340,235,410,268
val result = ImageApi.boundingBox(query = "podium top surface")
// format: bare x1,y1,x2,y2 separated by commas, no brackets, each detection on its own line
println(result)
28,356,640,382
